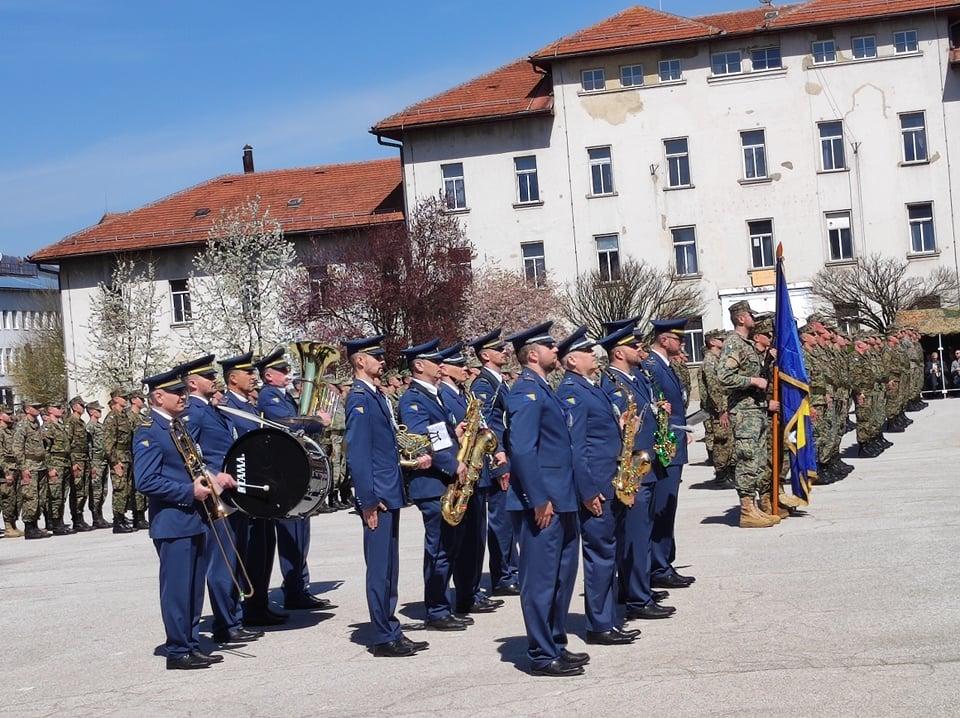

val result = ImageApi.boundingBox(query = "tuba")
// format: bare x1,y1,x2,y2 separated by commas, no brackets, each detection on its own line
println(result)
441,393,497,526
290,341,342,420
611,392,651,507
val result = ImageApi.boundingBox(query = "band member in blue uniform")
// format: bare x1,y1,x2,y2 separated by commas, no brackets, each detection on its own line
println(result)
255,348,334,611
599,325,676,620
643,319,696,589
504,322,585,677
398,339,469,631
344,336,430,657
181,355,263,645
438,343,503,617
556,327,641,645
134,366,236,669
218,352,287,627
466,329,518,597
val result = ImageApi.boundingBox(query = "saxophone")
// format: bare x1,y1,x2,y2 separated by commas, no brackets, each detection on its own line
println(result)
611,392,651,507
441,393,497,526
653,391,678,467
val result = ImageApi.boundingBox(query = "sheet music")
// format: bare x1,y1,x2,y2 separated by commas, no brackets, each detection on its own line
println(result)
427,421,453,451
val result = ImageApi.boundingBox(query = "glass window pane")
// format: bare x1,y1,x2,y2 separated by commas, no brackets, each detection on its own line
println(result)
908,204,931,221
589,147,611,161
442,163,463,179
742,130,764,145
522,242,544,259
515,156,536,171
664,139,687,155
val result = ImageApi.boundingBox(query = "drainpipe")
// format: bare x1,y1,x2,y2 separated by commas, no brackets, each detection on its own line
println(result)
555,65,582,277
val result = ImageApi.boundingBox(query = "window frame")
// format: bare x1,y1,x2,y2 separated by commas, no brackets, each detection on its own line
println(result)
441,162,467,211
581,68,606,92
587,146,615,196
682,317,705,364
619,63,644,87
894,29,919,55
663,137,692,189
169,278,193,325
711,50,743,76
825,210,855,262
899,112,928,164
595,234,622,282
852,34,877,59
740,129,768,180
748,218,776,270
750,46,782,71
907,202,936,254
514,155,541,205
521,241,547,287
658,59,682,82
818,120,846,172
671,225,699,277
811,39,837,65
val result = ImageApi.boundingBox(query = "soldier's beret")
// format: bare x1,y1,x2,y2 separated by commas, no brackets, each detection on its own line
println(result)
126,391,145,401
729,300,755,318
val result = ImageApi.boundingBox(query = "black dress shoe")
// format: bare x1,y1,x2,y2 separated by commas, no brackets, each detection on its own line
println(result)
284,594,336,610
585,629,635,645
166,654,211,670
243,609,287,627
531,658,584,677
455,600,498,614
399,634,430,652
371,639,415,657
213,627,264,643
492,583,520,596
652,590,670,602
626,602,675,620
560,648,590,666
190,650,224,664
651,574,689,589
615,626,641,639
451,614,475,625
670,569,695,584
424,615,467,631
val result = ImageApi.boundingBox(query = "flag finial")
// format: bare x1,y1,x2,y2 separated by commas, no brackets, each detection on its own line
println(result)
776,242,784,260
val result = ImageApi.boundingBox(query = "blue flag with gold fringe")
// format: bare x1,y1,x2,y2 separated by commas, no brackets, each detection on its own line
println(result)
775,252,815,503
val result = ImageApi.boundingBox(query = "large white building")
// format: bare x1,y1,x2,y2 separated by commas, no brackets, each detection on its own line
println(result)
373,0,960,359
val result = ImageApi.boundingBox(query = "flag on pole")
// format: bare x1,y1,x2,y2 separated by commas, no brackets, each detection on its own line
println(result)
774,249,815,503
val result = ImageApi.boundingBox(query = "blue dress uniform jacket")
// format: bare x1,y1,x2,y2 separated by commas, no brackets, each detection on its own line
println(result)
505,367,580,669
641,354,689,467
257,384,311,602
345,377,405,645
221,391,261,437
556,372,621,502
184,396,233,473
602,367,658,465
467,368,518,593
133,410,207,659
398,381,460,501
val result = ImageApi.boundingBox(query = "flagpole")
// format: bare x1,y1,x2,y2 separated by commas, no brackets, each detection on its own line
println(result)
772,243,783,508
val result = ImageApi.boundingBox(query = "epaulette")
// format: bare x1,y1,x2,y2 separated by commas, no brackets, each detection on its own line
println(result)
139,415,154,429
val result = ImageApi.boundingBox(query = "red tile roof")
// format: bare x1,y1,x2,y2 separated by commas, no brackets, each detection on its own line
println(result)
372,59,553,138
32,158,404,262
768,0,960,29
530,5,721,61
696,5,802,34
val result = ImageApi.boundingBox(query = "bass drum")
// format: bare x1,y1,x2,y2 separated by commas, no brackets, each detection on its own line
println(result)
223,428,332,519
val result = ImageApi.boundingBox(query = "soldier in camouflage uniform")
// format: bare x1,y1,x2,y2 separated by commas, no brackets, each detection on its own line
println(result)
1,406,24,537
125,390,150,529
329,376,350,507
883,334,908,433
12,402,51,539
800,323,836,484
66,395,93,531
824,327,855,478
85,400,111,529
671,352,692,412
697,330,733,488
103,390,135,533
42,403,74,535
717,301,780,528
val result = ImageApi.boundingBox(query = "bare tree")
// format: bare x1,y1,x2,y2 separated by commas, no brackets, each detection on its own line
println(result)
187,196,301,356
811,253,960,332
78,257,169,392
10,319,67,403
462,263,566,339
563,259,705,338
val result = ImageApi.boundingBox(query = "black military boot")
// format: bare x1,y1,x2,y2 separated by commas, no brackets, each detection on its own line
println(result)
900,411,913,427
113,516,135,534
133,512,150,530
858,442,879,458
24,522,52,539
835,457,854,476
72,515,93,532
92,509,111,530
52,519,74,536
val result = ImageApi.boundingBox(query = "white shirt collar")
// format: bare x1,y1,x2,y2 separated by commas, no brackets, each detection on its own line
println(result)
485,366,503,383
191,393,210,405
441,380,461,395
357,377,377,392
151,407,174,421
412,378,439,396
610,366,636,382
651,348,670,366
228,390,251,404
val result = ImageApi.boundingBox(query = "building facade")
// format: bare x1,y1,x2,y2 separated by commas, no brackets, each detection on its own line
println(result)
374,0,960,360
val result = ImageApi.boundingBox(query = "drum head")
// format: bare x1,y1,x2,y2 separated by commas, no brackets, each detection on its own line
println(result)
223,428,311,519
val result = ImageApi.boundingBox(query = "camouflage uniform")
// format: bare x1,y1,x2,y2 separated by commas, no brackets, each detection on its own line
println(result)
328,399,346,501
883,341,903,423
103,407,134,518
126,406,149,515
717,331,771,499
86,417,108,519
671,358,692,411
1,419,20,528
42,415,71,524
804,343,833,467
12,414,47,525
66,408,89,523
851,348,877,445
697,346,733,477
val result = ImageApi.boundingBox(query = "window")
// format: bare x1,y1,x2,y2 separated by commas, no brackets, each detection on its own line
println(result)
664,138,691,188
852,35,877,59
12,312,21,330
620,64,644,87
819,121,846,171
441,163,467,210
0,311,7,330
894,30,919,54
748,219,775,269
826,211,854,262
900,113,928,163
514,156,540,204
751,47,782,70
812,39,837,64
711,51,742,76
913,294,941,309
908,203,936,254
596,235,621,282
170,279,192,324
522,242,546,287
23,312,31,330
659,59,682,82
682,318,705,364
588,147,615,195
834,303,859,334
581,68,605,92
672,226,699,276
741,130,768,179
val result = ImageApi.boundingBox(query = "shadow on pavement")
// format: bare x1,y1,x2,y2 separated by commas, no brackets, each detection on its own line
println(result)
700,507,740,527
688,479,731,491
494,635,529,673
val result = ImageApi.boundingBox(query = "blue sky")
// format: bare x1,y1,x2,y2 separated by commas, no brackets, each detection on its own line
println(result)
1,0,742,258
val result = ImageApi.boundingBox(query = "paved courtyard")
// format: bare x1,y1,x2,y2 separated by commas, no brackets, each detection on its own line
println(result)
2,399,959,717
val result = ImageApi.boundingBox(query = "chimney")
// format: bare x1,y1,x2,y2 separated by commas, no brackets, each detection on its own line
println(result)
242,144,255,174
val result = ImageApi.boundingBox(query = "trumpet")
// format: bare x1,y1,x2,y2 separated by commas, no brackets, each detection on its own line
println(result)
170,418,254,599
